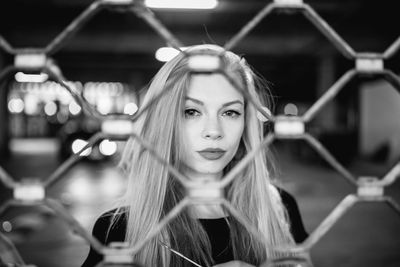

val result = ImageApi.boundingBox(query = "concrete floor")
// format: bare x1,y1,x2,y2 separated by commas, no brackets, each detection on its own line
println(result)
0,139,399,267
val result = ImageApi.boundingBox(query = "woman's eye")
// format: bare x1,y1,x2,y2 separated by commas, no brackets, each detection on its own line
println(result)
184,109,201,118
223,110,241,118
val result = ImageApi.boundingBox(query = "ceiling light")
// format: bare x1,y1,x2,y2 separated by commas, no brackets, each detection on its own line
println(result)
72,139,92,156
69,101,82,116
284,103,299,116
99,139,117,156
8,98,24,113
15,72,48,83
145,0,218,9
123,102,138,115
44,101,57,116
155,47,187,62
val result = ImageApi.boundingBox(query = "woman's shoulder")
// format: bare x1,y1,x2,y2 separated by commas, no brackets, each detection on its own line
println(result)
270,185,308,243
268,184,299,210
81,209,127,267
91,208,127,244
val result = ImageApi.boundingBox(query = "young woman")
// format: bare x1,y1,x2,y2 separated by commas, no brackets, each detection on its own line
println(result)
81,45,307,267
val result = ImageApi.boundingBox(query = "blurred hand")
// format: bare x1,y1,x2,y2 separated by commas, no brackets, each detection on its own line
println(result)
213,261,255,267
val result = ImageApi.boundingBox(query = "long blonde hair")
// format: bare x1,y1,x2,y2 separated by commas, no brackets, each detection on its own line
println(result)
116,45,294,266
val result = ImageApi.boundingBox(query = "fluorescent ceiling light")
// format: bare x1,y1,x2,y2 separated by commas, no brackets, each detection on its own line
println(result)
15,72,48,83
155,47,188,62
145,0,218,9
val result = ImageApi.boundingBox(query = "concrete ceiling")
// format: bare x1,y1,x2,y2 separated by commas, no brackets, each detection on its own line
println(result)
1,0,398,54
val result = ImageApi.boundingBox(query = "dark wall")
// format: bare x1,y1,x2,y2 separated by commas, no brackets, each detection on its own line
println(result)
0,52,9,159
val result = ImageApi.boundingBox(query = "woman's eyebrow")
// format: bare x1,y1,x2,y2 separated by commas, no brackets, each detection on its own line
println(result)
185,97,203,105
221,100,244,107
185,97,244,107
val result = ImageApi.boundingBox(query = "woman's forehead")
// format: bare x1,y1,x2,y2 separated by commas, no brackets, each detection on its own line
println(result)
186,74,244,103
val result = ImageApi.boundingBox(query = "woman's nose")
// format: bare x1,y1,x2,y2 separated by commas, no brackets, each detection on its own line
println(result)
202,116,223,140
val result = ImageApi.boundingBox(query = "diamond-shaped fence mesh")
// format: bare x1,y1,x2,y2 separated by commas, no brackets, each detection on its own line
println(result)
0,0,400,266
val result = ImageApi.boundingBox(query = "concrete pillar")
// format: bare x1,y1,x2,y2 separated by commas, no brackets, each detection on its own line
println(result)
314,54,337,131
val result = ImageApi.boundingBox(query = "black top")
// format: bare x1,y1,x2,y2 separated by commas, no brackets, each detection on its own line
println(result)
81,189,307,267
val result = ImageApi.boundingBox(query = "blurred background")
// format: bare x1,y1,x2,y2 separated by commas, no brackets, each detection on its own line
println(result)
0,0,400,266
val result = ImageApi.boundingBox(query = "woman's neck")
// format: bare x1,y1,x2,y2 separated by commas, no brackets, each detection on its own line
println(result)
182,169,226,219
183,169,222,183
190,203,227,219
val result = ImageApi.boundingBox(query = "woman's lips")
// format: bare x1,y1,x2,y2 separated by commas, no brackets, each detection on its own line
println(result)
197,150,226,160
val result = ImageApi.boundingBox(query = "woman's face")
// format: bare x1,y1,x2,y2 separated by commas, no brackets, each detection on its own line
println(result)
181,73,245,181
